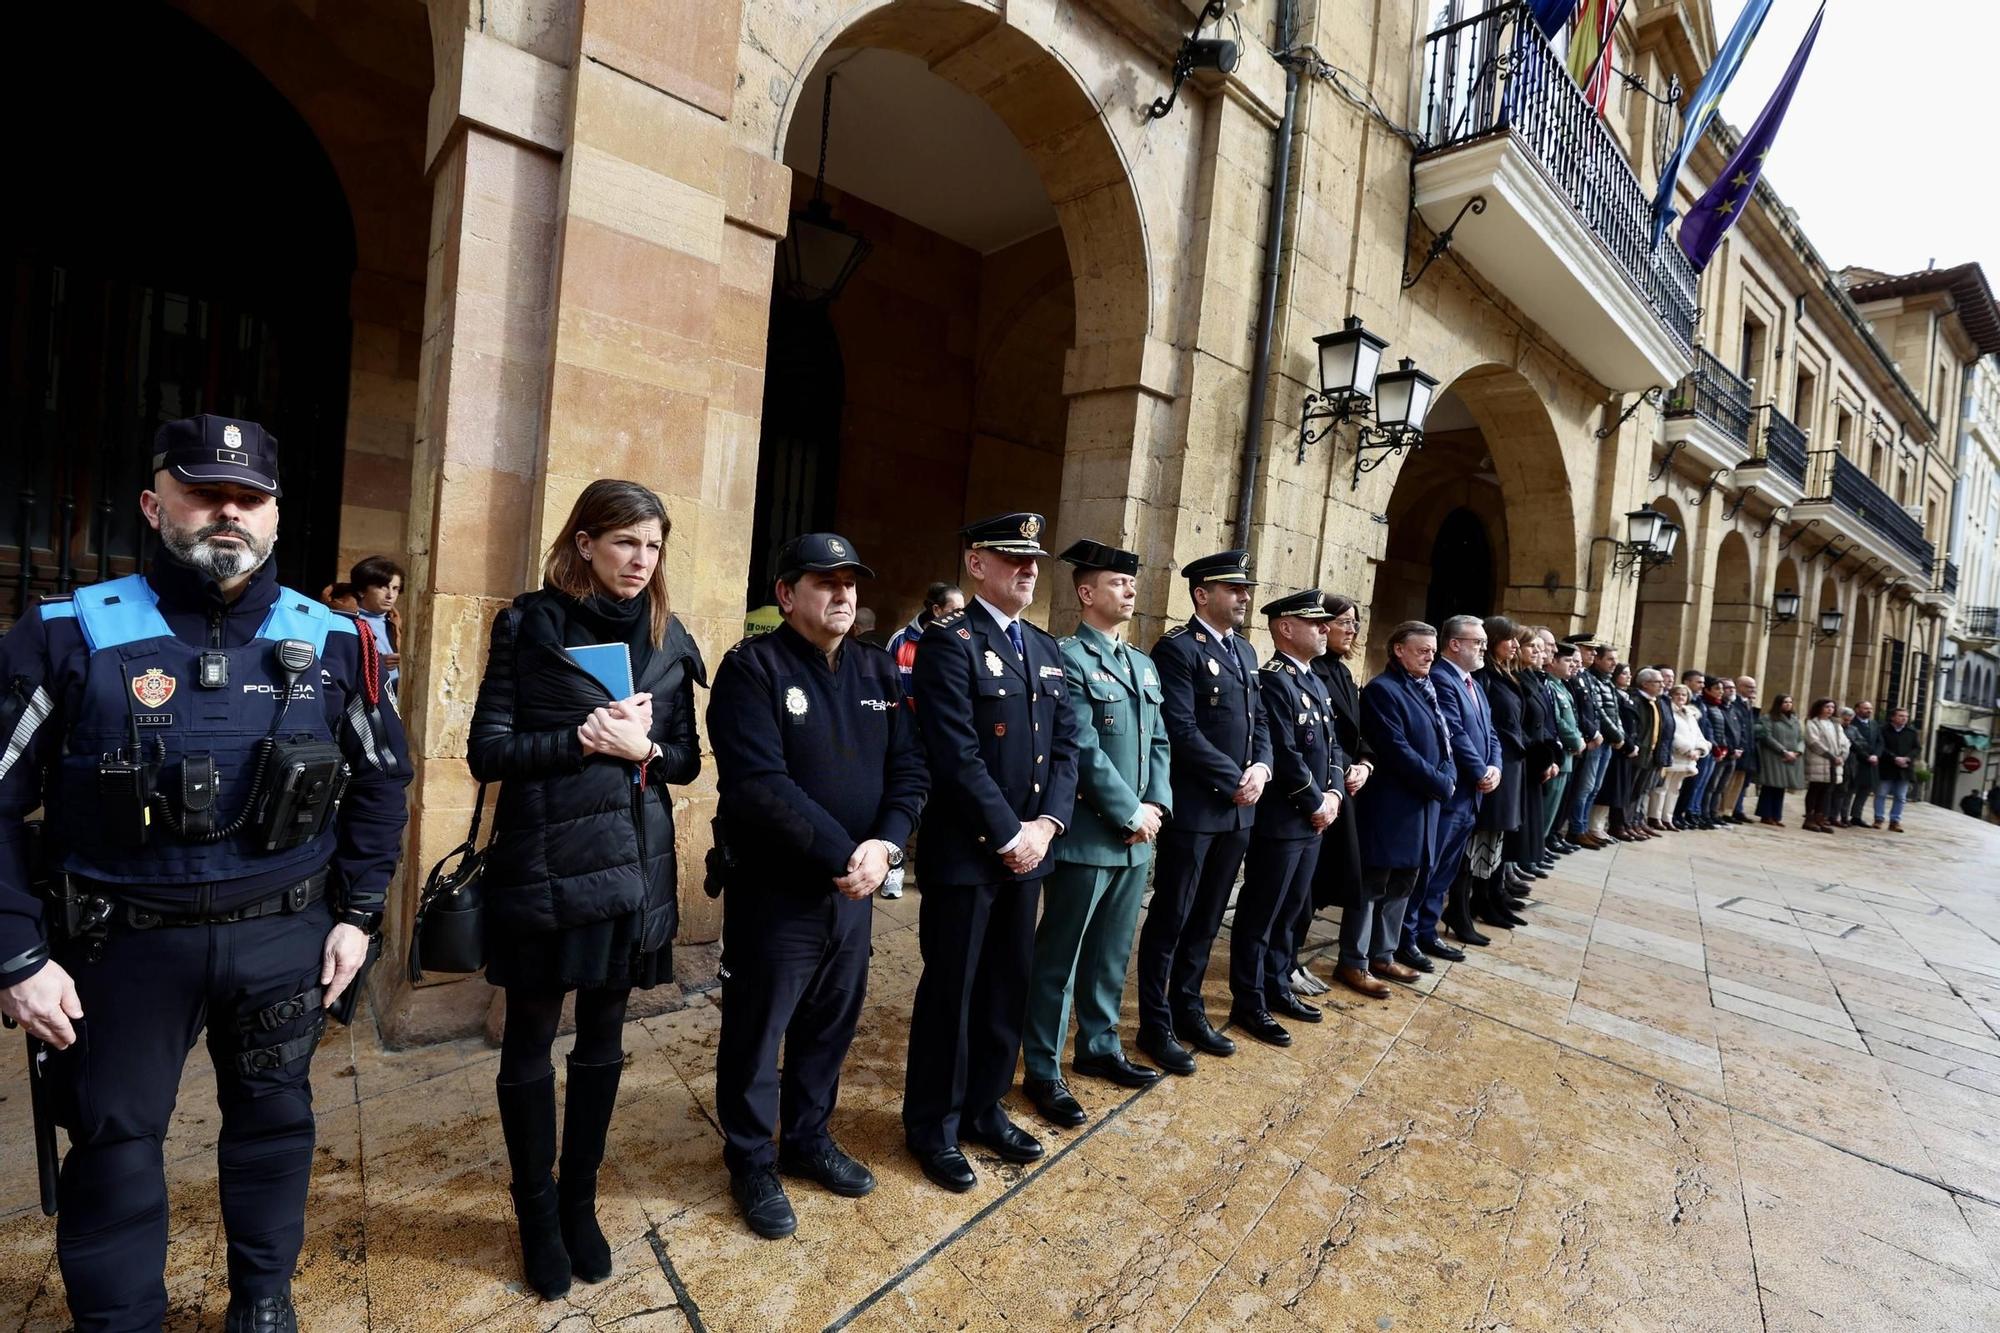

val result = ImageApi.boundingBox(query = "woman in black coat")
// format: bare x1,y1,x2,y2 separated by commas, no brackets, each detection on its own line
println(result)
1461,616,1527,938
1303,596,1374,987
1513,627,1559,876
469,479,704,1300
1596,663,1643,838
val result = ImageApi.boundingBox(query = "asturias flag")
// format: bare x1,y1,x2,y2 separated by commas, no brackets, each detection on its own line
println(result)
1527,0,1581,40
1677,5,1825,272
1650,0,1775,248
1565,0,1623,116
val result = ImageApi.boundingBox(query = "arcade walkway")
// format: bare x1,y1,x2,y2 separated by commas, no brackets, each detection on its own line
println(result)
4,803,1999,1331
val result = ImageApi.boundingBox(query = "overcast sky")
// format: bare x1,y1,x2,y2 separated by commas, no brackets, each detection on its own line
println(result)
1708,0,1998,280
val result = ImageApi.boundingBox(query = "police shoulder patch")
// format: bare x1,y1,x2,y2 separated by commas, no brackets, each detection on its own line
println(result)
1260,660,1284,673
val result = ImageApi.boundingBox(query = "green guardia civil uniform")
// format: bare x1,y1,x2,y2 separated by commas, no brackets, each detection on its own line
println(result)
1021,619,1173,1080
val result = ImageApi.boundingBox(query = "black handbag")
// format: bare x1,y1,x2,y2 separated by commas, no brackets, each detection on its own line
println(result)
408,784,492,982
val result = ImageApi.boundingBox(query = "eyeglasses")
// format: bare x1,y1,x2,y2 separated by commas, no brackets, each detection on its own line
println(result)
1330,617,1359,629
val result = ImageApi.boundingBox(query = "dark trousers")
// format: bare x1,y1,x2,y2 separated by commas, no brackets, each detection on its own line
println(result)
47,902,331,1332
1135,825,1252,1033
1231,833,1323,1007
716,888,871,1175
902,878,1040,1153
1340,866,1419,969
1847,769,1878,822
1405,792,1477,949
1756,784,1787,821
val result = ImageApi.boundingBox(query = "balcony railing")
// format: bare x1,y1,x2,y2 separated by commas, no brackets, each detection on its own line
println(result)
1934,558,1959,598
1802,449,1935,569
1752,405,1809,486
1417,3,1699,356
1965,606,2000,639
1665,348,1754,445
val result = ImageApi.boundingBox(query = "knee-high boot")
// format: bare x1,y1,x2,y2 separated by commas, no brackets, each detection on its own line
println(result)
559,1055,624,1283
497,1073,572,1301
1442,871,1490,947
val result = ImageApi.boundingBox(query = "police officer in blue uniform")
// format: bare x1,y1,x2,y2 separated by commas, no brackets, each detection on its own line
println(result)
707,533,927,1239
1228,590,1344,1046
903,512,1080,1192
1135,550,1273,1076
0,416,412,1333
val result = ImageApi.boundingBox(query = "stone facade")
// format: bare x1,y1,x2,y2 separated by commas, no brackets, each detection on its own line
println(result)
101,0,1988,1041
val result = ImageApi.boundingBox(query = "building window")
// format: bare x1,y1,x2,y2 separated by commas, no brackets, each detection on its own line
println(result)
1793,369,1817,434
1739,313,1767,390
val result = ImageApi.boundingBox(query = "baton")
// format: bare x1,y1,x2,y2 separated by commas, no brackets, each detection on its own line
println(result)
3,1021,59,1216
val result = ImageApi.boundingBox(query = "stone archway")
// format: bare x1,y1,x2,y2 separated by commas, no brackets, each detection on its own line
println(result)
1709,531,1756,676
763,1,1154,632
1766,555,1807,700
1847,592,1877,709
1631,495,1691,670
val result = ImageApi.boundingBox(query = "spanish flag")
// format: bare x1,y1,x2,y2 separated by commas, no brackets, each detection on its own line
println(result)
1565,0,1622,116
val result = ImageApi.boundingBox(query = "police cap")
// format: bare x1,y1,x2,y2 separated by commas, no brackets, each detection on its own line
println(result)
774,531,876,581
1560,631,1601,648
961,512,1049,557
152,415,282,496
1058,539,1138,576
1260,588,1333,620
1182,550,1256,586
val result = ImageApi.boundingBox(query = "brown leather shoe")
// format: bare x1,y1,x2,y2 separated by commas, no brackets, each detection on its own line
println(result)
1335,963,1392,999
1889,820,1904,832
1370,959,1421,984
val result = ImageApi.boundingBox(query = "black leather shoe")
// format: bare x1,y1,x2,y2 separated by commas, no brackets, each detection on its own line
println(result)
1522,865,1551,880
778,1140,877,1197
731,1167,798,1239
911,1145,977,1193
1136,1026,1197,1076
1418,937,1465,962
1073,1051,1162,1088
226,1294,297,1333
1023,1077,1088,1127
1266,990,1323,1023
1392,946,1435,974
965,1114,1045,1163
1229,1007,1292,1047
1173,1010,1237,1057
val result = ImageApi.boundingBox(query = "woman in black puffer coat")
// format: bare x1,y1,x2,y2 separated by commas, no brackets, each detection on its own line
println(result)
469,479,704,1301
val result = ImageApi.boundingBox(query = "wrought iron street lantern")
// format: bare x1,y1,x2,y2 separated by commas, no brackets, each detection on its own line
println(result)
1813,605,1844,645
1766,587,1801,628
1605,507,1679,579
1296,317,1437,488
778,74,870,304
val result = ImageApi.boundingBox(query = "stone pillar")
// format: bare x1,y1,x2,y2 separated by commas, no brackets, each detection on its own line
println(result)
374,3,574,1043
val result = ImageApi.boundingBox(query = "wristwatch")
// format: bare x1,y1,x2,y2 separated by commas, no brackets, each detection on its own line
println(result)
336,908,384,935
882,843,904,869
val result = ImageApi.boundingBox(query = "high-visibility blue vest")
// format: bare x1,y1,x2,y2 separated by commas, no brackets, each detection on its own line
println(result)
39,574,355,885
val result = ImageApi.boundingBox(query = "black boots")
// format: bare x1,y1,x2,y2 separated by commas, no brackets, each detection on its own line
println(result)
1443,879,1490,946
497,1072,572,1301
559,1055,624,1284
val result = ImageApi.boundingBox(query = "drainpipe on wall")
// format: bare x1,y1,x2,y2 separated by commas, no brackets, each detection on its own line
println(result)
1232,0,1300,545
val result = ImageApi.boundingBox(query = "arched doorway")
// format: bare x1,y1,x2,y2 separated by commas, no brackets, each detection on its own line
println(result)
1369,369,1569,659
1630,495,1690,670
1708,531,1755,676
759,6,1150,632
4,4,360,624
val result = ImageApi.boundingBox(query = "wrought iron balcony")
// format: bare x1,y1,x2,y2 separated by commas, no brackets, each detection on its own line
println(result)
1665,349,1754,445
1964,606,2000,641
1414,2,1697,389
1800,448,1934,571
1751,404,1809,487
1934,558,1959,598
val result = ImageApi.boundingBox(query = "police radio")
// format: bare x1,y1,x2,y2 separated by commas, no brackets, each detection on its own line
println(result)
132,639,350,850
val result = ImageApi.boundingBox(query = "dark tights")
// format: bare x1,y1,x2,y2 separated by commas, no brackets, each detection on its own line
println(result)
499,985,631,1083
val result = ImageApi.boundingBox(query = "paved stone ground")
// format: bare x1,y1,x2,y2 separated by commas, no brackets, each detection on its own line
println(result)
4,801,2000,1331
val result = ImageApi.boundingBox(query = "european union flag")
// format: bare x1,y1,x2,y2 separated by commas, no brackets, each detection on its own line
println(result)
1650,0,1775,249
1677,6,1825,272
1527,0,1581,40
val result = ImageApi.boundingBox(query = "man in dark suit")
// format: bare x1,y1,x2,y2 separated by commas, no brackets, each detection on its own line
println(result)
1228,590,1343,1047
1135,550,1272,1075
1341,621,1456,996
903,512,1081,1192
1396,613,1499,971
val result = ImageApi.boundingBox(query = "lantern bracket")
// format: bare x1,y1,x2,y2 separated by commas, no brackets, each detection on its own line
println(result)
1401,194,1485,290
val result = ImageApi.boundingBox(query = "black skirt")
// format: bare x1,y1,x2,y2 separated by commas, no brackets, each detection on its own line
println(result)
484,911,673,992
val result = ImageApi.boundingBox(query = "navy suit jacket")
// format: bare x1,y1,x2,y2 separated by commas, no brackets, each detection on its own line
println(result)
1354,668,1457,871
1150,623,1273,834
1434,661,1499,807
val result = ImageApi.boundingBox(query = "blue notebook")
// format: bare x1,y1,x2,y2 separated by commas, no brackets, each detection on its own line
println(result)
565,643,635,701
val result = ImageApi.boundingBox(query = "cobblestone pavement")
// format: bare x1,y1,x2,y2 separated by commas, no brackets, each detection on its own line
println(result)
4,802,1999,1331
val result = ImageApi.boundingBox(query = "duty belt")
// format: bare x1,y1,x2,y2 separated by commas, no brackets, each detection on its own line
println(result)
71,870,328,931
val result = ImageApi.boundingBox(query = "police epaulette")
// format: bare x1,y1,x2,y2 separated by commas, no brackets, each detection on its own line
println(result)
35,593,74,604
1260,659,1284,672
935,610,966,626
1162,624,1186,638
